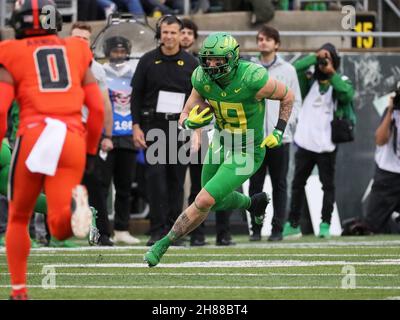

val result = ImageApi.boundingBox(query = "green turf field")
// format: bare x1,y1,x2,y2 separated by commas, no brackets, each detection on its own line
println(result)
0,235,399,300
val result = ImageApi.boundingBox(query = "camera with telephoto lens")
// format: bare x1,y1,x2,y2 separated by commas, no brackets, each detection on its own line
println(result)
393,87,400,110
317,57,328,67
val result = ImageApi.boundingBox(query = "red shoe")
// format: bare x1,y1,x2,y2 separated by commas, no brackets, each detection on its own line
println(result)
9,287,28,300
9,293,28,300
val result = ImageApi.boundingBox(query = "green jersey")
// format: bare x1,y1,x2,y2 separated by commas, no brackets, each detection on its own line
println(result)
191,60,269,145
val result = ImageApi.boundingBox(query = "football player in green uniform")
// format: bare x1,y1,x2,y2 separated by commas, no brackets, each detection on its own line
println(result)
144,32,294,267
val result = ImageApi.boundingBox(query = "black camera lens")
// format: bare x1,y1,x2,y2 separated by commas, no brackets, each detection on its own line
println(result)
317,57,328,66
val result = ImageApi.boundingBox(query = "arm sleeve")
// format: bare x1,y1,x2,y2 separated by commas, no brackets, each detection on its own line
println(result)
293,54,317,99
329,73,355,104
130,57,147,125
83,82,105,155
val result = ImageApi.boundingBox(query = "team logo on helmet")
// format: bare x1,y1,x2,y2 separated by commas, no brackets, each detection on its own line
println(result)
198,32,240,81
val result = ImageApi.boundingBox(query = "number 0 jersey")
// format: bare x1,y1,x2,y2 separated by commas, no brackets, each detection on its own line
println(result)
0,35,92,133
191,60,269,145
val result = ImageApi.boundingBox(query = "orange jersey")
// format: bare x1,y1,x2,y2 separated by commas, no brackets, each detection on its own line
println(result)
0,35,92,133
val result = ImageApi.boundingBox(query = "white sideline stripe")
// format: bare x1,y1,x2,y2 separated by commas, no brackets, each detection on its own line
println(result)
0,272,397,277
1,240,400,253
0,284,400,290
1,259,400,268
43,259,400,268
14,253,400,257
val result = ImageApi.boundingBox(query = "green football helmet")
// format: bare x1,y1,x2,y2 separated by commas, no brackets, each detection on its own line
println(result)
198,32,240,81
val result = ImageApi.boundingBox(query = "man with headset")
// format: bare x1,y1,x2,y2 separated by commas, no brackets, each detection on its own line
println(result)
131,15,198,246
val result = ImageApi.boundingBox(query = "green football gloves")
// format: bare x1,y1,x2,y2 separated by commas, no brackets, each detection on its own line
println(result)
261,129,283,149
183,105,213,129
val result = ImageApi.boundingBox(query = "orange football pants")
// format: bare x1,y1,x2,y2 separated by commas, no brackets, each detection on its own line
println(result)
6,124,86,286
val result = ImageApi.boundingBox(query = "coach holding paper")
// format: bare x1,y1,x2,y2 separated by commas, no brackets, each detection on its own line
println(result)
130,15,197,246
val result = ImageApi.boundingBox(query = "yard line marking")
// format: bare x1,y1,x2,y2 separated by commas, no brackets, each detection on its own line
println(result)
12,253,400,257
0,272,397,277
1,258,400,268
42,259,400,268
1,285,400,290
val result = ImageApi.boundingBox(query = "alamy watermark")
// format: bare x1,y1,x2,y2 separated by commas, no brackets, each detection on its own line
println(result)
341,265,356,289
143,123,256,176
341,5,356,30
40,5,57,30
41,265,56,289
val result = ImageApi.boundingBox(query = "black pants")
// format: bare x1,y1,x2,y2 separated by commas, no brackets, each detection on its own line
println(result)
288,146,337,227
188,162,206,240
365,167,400,233
248,143,290,234
145,161,187,236
100,148,136,232
143,119,187,236
83,155,112,237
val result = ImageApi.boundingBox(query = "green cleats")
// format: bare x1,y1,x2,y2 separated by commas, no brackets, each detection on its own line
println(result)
282,222,302,239
318,222,331,238
49,237,79,248
88,207,100,246
30,238,41,248
144,239,170,267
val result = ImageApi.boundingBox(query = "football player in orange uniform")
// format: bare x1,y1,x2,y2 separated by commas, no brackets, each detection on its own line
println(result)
0,0,104,299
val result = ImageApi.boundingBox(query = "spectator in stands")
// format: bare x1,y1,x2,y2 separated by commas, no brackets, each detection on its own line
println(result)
283,43,355,239
130,15,197,246
97,0,146,19
248,26,302,241
191,0,210,13
141,0,184,16
78,0,99,21
303,1,327,11
364,94,400,233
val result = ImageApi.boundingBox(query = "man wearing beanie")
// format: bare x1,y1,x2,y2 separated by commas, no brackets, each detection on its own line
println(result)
283,43,355,239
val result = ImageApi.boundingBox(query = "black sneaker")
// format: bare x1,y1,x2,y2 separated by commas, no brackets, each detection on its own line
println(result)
249,233,261,241
248,192,270,225
216,238,236,246
190,238,207,246
268,231,283,242
98,235,114,246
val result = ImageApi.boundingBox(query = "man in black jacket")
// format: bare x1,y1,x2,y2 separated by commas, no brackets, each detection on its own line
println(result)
131,15,198,246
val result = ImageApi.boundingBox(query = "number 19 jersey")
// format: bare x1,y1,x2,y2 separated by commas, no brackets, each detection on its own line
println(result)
0,35,92,131
191,59,269,145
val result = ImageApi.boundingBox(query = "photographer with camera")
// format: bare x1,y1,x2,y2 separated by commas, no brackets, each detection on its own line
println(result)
364,93,400,233
283,43,355,239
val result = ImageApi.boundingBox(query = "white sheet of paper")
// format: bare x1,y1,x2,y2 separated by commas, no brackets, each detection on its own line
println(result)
156,90,185,114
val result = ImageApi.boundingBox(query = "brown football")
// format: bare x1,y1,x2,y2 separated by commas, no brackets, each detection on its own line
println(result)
193,100,213,115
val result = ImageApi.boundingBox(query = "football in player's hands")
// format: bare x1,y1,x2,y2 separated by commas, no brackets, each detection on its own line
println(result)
192,100,213,116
